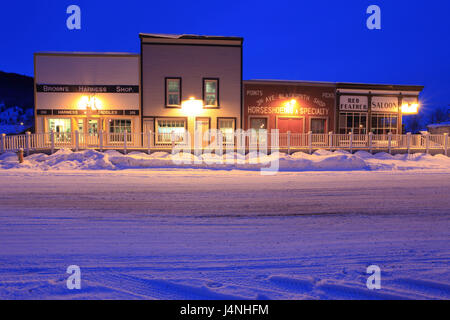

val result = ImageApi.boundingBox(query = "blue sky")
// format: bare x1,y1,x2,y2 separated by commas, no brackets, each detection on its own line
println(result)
0,0,449,112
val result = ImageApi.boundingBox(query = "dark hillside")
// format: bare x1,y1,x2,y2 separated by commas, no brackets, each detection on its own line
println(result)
0,71,34,109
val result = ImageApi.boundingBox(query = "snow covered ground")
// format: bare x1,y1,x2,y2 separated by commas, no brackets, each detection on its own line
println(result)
0,166,449,300
1,148,450,172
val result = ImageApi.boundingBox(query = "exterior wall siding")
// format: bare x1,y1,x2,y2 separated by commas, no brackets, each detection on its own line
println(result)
34,53,141,135
243,81,336,134
141,43,242,137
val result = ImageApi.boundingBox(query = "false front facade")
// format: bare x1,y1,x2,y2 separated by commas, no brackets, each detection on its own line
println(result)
140,34,243,147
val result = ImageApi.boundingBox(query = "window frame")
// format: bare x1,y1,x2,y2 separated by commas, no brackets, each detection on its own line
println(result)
249,117,269,132
309,117,328,134
46,118,72,143
107,118,133,143
155,117,188,144
370,113,399,135
202,78,220,108
338,112,368,134
47,118,72,134
165,77,182,108
217,117,236,144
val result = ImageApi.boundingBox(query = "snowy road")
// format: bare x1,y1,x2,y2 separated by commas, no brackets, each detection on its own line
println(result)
0,169,449,299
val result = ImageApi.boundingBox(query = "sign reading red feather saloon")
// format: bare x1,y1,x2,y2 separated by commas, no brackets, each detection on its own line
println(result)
244,82,336,133
371,96,399,113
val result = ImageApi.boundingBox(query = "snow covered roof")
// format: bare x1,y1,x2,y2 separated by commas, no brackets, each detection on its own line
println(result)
245,79,335,87
35,52,139,56
427,121,450,128
245,80,424,91
337,82,424,92
139,33,243,42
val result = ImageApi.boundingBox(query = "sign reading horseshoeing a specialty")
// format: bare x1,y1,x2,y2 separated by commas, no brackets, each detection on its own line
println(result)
340,96,368,111
371,96,399,112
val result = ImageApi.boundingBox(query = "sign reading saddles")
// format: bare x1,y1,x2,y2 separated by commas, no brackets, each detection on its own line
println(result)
36,84,139,93
37,109,140,116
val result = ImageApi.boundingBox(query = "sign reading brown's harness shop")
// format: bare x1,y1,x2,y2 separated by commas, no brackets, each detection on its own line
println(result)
36,84,139,94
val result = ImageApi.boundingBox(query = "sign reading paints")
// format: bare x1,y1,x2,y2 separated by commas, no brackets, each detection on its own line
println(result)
371,96,399,112
340,96,368,111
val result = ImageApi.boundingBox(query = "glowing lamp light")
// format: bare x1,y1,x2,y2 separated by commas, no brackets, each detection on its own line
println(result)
283,99,297,114
401,103,419,114
78,95,102,111
181,97,203,115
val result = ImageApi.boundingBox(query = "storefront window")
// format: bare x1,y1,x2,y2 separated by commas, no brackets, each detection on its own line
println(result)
218,118,235,143
250,118,268,144
311,119,326,134
166,78,181,106
48,119,71,134
156,119,186,143
77,119,84,133
371,113,398,134
250,118,267,131
204,79,218,107
109,119,132,142
339,112,368,134
88,119,99,135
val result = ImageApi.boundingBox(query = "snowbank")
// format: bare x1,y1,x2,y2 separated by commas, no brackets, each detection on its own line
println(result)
1,149,449,172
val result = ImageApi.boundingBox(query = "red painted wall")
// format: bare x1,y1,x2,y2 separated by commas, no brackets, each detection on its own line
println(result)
244,82,336,133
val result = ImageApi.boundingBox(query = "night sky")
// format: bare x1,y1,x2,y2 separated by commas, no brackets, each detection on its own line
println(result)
0,0,449,114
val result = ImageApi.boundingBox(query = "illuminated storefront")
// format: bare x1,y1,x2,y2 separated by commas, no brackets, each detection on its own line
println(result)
34,53,141,142
244,81,423,136
34,35,424,149
140,34,243,146
336,83,423,134
244,80,336,134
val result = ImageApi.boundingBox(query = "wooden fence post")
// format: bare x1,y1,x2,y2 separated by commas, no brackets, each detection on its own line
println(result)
99,130,104,152
349,132,353,154
287,131,291,155
388,132,392,155
308,131,313,154
406,132,411,155
123,131,128,154
18,148,24,163
1,133,5,154
171,130,175,151
147,130,152,155
74,130,79,152
444,133,448,157
25,131,31,156
425,132,430,155
329,131,333,151
368,132,373,154
50,130,55,154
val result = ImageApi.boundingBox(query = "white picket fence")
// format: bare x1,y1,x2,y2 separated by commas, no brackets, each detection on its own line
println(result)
0,131,449,156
